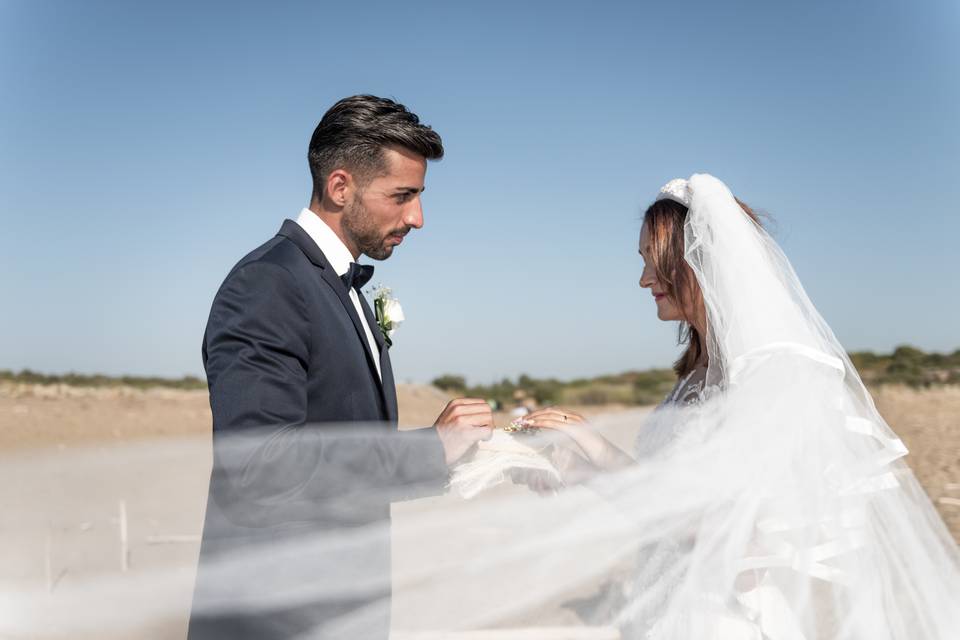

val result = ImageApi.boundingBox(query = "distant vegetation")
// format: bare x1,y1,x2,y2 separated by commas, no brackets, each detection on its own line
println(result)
2,345,957,401
0,369,206,390
849,346,960,387
431,370,678,408
435,345,960,408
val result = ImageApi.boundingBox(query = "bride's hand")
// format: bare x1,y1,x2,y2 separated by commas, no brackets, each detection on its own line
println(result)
523,407,598,466
522,407,587,431
524,407,634,471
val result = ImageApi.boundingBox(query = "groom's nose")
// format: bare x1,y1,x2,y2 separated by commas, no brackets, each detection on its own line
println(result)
403,198,424,229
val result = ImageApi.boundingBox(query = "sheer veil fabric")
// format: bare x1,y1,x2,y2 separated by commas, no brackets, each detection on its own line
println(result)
4,175,958,639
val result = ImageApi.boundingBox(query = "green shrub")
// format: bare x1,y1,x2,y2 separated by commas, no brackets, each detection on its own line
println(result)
431,374,467,393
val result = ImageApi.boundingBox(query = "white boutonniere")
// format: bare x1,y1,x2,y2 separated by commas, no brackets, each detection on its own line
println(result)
372,285,404,348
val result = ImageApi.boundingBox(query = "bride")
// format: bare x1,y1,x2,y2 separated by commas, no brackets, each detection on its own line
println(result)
503,174,960,638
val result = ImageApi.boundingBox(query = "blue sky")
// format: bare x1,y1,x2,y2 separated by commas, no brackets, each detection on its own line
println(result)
2,0,958,384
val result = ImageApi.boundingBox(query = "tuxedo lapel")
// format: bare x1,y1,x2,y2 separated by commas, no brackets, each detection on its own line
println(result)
318,269,385,390
359,294,399,424
276,220,386,405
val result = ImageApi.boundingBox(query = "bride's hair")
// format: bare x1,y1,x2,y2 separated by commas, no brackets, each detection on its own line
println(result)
643,196,763,377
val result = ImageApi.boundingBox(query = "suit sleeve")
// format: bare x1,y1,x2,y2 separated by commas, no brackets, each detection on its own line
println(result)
203,261,448,528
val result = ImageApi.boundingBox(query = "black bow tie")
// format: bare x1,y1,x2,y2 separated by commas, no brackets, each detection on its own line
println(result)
340,262,374,291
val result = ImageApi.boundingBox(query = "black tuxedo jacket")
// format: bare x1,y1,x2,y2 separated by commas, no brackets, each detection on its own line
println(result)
189,220,448,639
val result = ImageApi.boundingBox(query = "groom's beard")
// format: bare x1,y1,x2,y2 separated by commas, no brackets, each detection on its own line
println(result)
343,198,407,261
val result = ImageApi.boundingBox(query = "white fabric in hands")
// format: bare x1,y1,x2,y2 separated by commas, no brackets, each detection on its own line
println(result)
448,429,563,499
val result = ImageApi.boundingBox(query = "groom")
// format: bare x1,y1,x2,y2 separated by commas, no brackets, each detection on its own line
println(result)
189,95,494,639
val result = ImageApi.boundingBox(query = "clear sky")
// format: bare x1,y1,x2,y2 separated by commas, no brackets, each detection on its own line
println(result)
2,0,958,384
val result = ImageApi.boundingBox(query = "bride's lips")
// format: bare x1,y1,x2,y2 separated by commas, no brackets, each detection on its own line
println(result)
653,292,666,302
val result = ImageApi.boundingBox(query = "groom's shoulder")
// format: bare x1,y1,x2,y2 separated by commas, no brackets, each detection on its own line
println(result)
218,230,309,290
237,233,303,271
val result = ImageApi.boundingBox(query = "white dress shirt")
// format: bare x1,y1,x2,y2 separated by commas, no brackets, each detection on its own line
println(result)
294,208,382,380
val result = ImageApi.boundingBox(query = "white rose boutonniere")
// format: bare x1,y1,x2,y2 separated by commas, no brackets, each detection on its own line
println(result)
372,285,404,348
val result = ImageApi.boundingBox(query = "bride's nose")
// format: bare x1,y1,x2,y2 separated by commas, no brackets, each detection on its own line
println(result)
639,263,655,289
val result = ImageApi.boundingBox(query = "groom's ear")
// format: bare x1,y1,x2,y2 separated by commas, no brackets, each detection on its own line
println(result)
324,169,353,209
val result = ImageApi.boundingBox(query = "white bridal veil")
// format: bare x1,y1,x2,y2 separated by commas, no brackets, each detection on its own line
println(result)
3,175,958,639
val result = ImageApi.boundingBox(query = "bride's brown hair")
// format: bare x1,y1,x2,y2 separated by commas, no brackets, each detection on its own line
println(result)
643,196,763,377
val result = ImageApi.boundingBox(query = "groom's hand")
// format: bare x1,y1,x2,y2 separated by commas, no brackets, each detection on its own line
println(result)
433,398,494,466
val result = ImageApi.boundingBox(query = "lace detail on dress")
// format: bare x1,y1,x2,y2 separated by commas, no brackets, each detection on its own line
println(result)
664,366,707,407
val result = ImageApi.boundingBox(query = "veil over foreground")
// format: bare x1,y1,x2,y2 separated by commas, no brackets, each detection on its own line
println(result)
4,174,959,639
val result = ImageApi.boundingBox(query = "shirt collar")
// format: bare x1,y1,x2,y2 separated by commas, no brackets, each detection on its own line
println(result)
294,208,356,277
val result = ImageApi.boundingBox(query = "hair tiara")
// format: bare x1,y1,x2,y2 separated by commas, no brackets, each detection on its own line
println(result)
655,178,691,207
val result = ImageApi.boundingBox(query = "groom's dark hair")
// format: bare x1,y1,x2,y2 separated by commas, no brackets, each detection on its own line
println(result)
308,95,444,199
